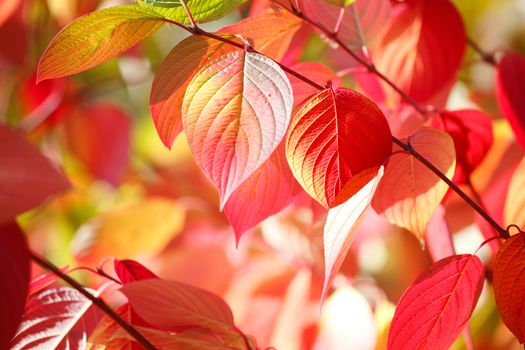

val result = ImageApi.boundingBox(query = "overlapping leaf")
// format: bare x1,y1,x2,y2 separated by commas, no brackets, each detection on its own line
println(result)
434,110,493,183
286,87,391,208
71,198,185,263
137,0,247,24
224,143,300,243
37,5,166,82
298,0,391,49
372,0,466,104
114,259,159,285
496,53,525,150
0,124,69,224
424,206,455,262
219,8,303,61
10,287,102,350
151,35,242,148
493,232,525,343
322,167,383,299
0,222,30,350
388,254,484,350
182,51,293,208
288,62,340,105
372,128,456,240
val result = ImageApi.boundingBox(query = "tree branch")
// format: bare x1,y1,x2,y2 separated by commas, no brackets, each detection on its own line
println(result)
30,252,158,350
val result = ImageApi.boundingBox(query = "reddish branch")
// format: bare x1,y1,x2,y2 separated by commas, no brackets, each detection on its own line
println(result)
30,252,158,350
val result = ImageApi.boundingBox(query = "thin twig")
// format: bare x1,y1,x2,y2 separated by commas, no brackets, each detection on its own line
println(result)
30,252,158,350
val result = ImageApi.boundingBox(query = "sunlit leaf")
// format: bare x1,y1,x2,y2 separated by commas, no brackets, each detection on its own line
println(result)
137,0,247,24
150,34,242,149
121,279,234,331
388,254,484,350
37,5,166,82
0,124,69,224
372,0,466,104
494,232,525,343
224,143,300,243
288,62,340,105
71,198,185,264
11,287,102,350
424,205,454,262
286,87,391,208
0,222,30,350
322,167,383,299
219,8,303,61
372,127,456,241
182,51,293,208
496,53,525,150
504,157,525,232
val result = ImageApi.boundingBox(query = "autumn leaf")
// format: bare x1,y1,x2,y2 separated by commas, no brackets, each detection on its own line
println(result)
372,0,466,104
37,5,166,82
0,222,30,350
424,206,455,262
137,0,247,24
493,232,525,343
288,62,340,105
224,142,300,243
10,286,102,350
504,157,525,229
150,34,242,148
286,87,391,208
496,53,525,150
322,0,356,7
219,7,303,61
322,167,383,300
71,198,185,264
372,127,456,241
0,124,69,224
388,254,484,350
114,259,159,285
182,51,293,208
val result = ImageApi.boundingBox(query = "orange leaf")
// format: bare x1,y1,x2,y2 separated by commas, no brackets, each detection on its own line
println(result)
219,8,303,61
286,87,391,208
182,51,293,208
372,127,456,241
150,34,242,149
494,232,525,343
37,5,165,82
504,157,525,229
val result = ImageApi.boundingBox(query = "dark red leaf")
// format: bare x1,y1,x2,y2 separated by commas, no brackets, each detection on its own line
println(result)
114,259,159,285
0,222,30,350
494,232,525,343
388,254,484,349
496,53,525,150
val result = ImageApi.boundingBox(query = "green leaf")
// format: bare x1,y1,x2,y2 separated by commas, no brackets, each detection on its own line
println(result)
137,0,247,24
37,5,166,82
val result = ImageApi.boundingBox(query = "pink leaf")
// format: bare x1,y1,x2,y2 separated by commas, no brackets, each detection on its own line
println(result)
322,167,383,300
0,124,69,224
424,205,455,262
114,259,158,285
496,53,525,150
120,279,235,332
10,286,103,350
182,51,293,208
224,142,300,244
387,254,484,350
288,62,340,105
0,222,30,350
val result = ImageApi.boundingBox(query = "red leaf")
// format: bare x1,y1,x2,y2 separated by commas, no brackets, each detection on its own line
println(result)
114,259,159,284
224,142,300,243
388,254,484,350
496,53,525,150
288,62,340,106
28,266,70,296
120,279,235,332
424,206,455,262
494,232,525,343
0,124,69,224
286,87,392,208
65,103,131,185
0,0,20,26
433,110,493,183
0,222,30,350
372,0,466,104
10,286,102,350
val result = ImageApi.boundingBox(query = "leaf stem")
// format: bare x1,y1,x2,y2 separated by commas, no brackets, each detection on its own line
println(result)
467,37,497,66
30,251,158,350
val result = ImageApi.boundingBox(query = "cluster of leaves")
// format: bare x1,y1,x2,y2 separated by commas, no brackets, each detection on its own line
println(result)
2,0,525,349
